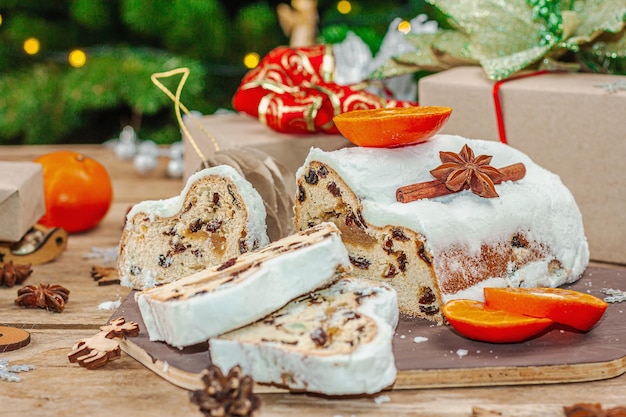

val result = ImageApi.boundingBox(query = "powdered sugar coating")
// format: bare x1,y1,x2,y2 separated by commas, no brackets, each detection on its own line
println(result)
299,135,589,300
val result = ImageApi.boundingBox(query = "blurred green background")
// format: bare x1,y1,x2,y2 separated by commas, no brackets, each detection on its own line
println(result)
0,0,435,145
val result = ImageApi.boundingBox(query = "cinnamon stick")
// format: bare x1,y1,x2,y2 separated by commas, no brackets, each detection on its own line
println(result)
396,162,526,203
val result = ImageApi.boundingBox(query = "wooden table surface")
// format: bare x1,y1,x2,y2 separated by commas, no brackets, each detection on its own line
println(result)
1,144,625,416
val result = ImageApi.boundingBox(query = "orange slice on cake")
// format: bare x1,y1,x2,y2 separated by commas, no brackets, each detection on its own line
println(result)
442,299,554,343
332,106,452,148
484,287,608,332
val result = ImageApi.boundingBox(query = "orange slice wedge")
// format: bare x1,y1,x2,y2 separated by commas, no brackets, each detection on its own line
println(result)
442,299,554,343
332,106,452,148
484,287,608,332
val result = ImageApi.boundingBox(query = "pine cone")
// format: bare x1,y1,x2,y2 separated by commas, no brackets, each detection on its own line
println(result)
1,261,33,287
190,364,261,417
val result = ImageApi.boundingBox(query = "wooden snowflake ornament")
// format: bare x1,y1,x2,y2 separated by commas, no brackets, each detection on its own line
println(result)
0,359,35,382
68,317,139,370
90,266,120,286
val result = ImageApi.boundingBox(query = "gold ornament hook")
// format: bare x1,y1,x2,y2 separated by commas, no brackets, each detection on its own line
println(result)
151,68,219,170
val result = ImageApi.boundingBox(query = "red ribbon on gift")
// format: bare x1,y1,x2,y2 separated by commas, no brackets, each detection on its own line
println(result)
233,45,417,134
492,70,551,145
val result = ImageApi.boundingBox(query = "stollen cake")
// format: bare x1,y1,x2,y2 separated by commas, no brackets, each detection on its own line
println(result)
118,165,269,290
137,222,351,348
293,134,589,323
209,277,398,395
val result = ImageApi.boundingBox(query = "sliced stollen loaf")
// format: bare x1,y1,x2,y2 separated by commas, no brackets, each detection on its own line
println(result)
137,222,352,348
209,277,399,395
293,135,589,323
118,165,269,290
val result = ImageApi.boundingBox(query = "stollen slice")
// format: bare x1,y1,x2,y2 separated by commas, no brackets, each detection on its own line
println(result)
118,165,268,290
137,222,351,348
208,277,399,395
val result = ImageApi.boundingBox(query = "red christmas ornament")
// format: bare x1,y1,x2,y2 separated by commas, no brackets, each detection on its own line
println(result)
233,45,416,134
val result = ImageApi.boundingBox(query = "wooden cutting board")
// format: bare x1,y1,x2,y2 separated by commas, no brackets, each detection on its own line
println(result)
113,267,626,392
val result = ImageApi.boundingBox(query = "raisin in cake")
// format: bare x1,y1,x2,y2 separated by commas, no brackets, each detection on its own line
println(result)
137,222,351,348
294,135,589,323
118,165,269,290
209,277,398,395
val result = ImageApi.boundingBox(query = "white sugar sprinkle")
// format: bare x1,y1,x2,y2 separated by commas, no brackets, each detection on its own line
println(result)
374,394,391,404
98,299,122,310
83,246,119,263
456,349,469,358
413,336,429,344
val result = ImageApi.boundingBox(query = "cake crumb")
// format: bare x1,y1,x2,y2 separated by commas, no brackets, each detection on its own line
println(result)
456,349,469,358
98,299,122,310
412,336,428,344
374,394,391,405
83,246,119,264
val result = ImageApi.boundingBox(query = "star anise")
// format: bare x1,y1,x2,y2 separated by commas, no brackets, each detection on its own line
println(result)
14,283,70,313
564,403,626,417
430,144,504,198
190,364,261,417
0,261,33,287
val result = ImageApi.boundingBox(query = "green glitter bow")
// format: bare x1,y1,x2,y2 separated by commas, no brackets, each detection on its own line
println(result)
370,0,626,81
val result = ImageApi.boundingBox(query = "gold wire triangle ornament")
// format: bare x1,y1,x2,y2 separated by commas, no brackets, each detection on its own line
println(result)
150,67,219,170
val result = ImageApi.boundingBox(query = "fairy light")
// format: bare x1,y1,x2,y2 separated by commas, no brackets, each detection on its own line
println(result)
23,37,41,55
337,0,352,14
398,20,411,34
243,52,260,69
68,49,87,68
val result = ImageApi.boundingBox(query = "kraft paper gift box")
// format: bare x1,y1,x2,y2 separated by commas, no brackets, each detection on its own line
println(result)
418,66,626,264
182,112,351,180
0,162,45,242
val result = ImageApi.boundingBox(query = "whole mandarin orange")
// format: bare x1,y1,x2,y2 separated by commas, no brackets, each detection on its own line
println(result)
34,150,113,233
